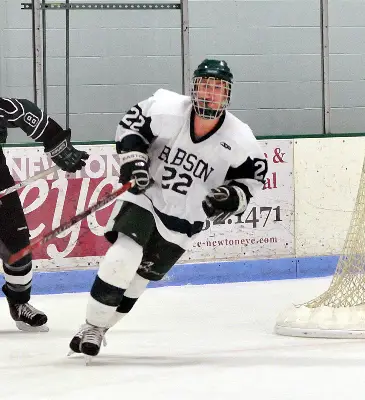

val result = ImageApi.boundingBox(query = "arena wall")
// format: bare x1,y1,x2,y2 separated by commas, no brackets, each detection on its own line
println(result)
2,0,365,139
0,136,362,295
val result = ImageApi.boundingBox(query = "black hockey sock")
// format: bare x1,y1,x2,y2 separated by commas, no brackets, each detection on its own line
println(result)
90,275,126,307
2,254,32,304
116,296,139,314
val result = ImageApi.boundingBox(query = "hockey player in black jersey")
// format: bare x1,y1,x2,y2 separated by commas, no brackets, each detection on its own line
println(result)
0,97,89,331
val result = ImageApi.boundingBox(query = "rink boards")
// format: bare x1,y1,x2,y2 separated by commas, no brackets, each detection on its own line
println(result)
0,137,364,294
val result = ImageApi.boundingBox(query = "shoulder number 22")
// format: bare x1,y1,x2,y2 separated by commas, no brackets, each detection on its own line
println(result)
121,106,145,130
254,159,267,181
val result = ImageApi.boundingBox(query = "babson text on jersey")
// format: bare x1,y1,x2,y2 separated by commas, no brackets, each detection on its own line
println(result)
158,146,214,182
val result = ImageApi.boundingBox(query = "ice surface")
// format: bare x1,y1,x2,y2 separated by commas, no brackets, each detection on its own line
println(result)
1,277,365,400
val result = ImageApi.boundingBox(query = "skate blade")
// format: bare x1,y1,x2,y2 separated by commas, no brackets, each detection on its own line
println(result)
67,347,82,356
16,321,49,332
84,355,93,366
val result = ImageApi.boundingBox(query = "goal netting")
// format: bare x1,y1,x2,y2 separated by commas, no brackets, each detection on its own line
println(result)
275,158,365,338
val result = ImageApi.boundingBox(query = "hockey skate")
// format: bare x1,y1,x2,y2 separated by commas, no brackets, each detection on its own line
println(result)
69,323,107,361
7,301,49,332
68,310,125,356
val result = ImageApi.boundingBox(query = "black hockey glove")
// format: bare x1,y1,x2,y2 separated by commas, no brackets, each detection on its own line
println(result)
119,151,150,194
202,184,248,223
44,129,89,173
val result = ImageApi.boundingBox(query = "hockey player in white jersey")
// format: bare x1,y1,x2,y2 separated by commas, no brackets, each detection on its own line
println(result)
69,59,268,358
0,97,89,331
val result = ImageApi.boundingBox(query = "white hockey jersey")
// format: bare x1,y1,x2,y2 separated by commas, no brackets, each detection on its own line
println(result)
114,89,267,249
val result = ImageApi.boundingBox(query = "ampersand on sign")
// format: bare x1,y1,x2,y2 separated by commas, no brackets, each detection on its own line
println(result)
273,148,285,163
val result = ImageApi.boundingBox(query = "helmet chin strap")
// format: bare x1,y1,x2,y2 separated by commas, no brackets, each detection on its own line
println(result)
196,105,223,120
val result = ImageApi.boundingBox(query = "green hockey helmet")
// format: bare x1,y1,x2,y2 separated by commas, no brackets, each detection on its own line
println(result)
191,59,233,119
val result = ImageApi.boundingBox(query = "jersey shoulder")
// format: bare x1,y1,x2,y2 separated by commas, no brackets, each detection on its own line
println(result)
223,111,258,147
220,112,265,168
150,89,191,118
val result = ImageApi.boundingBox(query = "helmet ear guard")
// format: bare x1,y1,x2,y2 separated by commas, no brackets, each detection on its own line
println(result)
191,59,233,120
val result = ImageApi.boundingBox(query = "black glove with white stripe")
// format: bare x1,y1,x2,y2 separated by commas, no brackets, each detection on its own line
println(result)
119,151,150,194
45,129,89,173
202,184,248,223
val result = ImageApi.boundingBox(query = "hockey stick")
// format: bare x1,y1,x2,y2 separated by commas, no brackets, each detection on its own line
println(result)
7,180,135,265
0,164,60,199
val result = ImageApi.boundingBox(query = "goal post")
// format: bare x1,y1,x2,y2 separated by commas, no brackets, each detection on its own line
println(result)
275,157,365,339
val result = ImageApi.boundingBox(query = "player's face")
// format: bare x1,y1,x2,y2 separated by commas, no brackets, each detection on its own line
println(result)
191,76,232,119
195,77,230,110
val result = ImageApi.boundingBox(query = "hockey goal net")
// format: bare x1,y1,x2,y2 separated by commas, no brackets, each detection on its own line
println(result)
275,158,365,338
